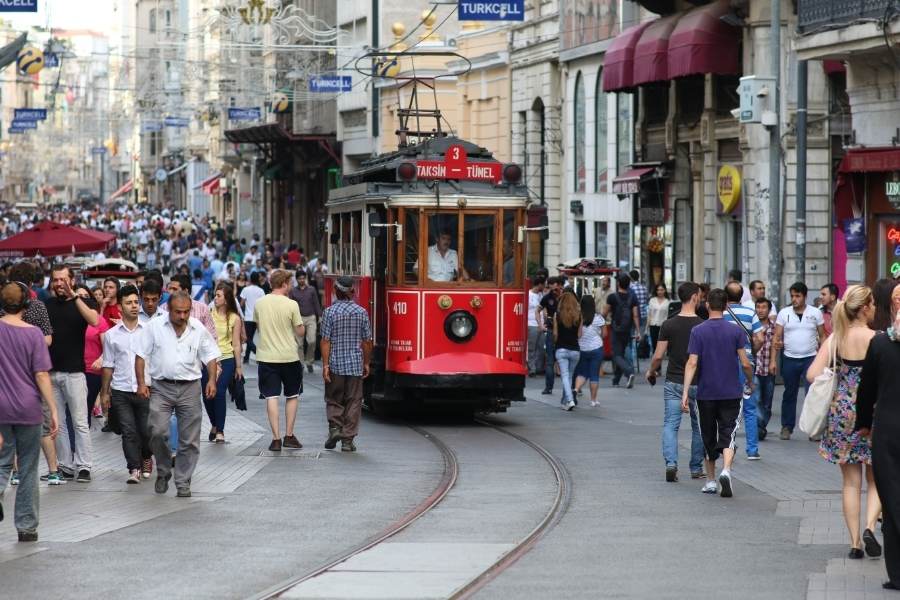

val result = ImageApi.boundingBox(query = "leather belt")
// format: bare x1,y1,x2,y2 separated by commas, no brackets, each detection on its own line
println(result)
157,378,198,385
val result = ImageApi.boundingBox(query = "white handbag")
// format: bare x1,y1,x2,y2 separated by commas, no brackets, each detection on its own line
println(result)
799,338,836,437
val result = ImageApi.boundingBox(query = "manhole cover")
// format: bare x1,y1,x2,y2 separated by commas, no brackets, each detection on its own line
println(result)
238,447,322,459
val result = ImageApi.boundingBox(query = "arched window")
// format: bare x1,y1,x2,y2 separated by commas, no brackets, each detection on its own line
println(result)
595,70,608,193
573,72,586,193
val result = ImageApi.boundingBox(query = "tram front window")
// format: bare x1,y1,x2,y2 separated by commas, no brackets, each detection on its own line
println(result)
463,214,495,282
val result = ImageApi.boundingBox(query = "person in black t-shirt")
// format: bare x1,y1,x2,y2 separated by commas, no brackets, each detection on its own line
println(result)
537,277,563,395
647,282,706,482
602,274,640,388
45,266,99,483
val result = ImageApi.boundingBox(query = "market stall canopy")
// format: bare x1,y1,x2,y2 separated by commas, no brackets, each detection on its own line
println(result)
0,221,116,258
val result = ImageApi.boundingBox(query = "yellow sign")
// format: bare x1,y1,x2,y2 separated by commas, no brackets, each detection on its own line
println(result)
717,165,742,214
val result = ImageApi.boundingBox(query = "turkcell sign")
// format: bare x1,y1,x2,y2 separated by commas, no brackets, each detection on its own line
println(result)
10,120,37,130
458,0,524,21
91,147,106,155
228,107,261,121
164,116,190,128
0,0,38,13
13,108,46,121
309,76,352,93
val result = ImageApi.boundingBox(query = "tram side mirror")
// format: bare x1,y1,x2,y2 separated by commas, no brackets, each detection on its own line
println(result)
368,212,385,238
539,215,550,240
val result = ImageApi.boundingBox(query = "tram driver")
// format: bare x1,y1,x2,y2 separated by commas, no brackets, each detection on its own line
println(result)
422,230,470,282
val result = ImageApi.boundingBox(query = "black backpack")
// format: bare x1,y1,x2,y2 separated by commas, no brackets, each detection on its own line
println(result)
611,292,633,333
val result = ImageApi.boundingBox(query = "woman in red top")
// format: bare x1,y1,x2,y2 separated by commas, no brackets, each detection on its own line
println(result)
101,277,121,323
76,286,112,429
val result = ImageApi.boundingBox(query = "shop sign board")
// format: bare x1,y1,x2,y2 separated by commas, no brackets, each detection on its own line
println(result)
843,218,866,254
458,0,525,21
887,178,900,208
415,144,503,183
717,165,741,214
0,0,37,13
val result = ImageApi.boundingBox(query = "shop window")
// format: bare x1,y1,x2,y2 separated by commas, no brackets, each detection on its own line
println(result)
595,71,608,193
573,72,586,192
616,93,633,173
715,75,741,117
403,208,419,284
676,76,704,124
644,83,669,126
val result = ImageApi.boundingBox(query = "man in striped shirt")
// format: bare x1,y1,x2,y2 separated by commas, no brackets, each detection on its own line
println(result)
723,282,765,460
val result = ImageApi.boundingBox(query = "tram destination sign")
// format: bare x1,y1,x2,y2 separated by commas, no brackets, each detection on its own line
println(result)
458,0,524,21
415,144,503,183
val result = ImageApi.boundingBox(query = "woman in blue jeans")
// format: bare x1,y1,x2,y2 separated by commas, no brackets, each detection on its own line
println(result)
206,284,243,443
554,290,582,411
574,295,606,407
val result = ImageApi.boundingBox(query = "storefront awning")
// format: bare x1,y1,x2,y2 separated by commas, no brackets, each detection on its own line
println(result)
196,172,222,195
667,0,740,80
823,60,846,75
633,14,681,86
602,22,653,92
611,167,656,195
838,148,900,173
109,180,133,201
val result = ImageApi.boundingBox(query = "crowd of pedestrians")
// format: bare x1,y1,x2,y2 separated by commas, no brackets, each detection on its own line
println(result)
0,202,372,543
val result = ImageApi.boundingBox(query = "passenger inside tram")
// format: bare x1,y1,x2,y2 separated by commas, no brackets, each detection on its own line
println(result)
427,229,463,282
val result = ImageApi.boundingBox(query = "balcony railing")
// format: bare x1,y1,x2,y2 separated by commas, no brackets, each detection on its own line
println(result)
798,0,892,33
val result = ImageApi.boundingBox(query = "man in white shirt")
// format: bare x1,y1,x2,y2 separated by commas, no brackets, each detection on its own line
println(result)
98,285,153,484
426,231,466,282
770,281,826,440
527,276,546,376
239,271,266,363
742,280,777,313
242,245,260,266
135,292,220,498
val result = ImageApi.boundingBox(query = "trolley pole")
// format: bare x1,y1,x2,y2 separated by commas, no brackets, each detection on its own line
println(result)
768,0,783,305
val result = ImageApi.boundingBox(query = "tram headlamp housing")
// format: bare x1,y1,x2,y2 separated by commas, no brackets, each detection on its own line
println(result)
397,161,417,182
444,310,477,343
502,163,523,185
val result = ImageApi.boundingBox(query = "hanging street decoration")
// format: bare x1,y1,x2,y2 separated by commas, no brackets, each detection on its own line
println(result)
16,45,44,75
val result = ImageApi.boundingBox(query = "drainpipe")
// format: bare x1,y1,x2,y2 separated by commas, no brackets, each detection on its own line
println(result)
795,60,808,281
768,0,783,304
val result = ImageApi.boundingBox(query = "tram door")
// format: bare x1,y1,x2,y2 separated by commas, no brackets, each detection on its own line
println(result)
366,206,389,398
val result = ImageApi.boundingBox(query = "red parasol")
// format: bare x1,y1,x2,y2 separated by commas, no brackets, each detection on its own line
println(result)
0,221,116,258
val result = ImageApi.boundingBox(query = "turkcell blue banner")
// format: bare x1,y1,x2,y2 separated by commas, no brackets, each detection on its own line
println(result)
141,121,162,132
228,107,261,121
7,127,25,134
0,0,38,13
13,108,46,121
44,53,59,67
309,76,352,93
164,116,190,128
458,0,524,21
11,120,36,129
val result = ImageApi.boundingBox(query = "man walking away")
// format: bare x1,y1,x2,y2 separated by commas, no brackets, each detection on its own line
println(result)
45,266,99,483
682,289,754,498
646,282,705,482
527,276,546,377
320,277,373,452
723,282,764,460
603,274,640,389
629,270,650,357
754,298,777,441
289,270,322,374
136,292,219,497
727,269,751,305
240,272,265,363
254,270,305,452
99,286,153,484
537,277,562,395
770,282,825,440
819,283,840,336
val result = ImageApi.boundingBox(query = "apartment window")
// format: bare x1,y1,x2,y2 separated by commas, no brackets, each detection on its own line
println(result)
616,93,633,173
165,10,172,28
595,222,608,258
573,72,586,193
644,83,668,126
595,70,608,193
149,9,157,33
577,221,586,257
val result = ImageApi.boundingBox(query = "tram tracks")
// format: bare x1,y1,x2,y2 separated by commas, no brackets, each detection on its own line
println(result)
250,418,570,600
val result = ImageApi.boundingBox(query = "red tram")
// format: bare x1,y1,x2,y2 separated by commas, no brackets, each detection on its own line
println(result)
323,136,541,412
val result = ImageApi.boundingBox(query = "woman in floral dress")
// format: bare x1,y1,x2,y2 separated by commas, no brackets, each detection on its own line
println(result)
807,285,882,560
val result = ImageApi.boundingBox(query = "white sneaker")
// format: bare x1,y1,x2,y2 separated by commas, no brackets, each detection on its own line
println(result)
590,401,599,407
719,472,733,498
701,481,718,494
561,401,575,411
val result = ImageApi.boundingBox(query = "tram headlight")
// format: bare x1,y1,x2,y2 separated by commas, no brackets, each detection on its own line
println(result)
444,310,477,343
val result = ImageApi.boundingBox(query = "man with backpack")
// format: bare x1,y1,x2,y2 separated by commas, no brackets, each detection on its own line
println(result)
603,274,641,389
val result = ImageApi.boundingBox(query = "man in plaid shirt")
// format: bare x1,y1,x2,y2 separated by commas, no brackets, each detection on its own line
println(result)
753,298,777,441
320,276,372,452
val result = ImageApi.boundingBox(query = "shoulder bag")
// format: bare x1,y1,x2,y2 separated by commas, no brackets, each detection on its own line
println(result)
799,337,836,437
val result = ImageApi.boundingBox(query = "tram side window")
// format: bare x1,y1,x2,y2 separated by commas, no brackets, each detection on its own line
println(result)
341,213,352,275
463,214,495,283
351,210,362,274
330,214,341,273
404,208,420,284
502,210,516,286
426,214,460,282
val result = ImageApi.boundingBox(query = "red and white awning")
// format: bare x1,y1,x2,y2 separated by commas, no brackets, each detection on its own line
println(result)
108,180,133,201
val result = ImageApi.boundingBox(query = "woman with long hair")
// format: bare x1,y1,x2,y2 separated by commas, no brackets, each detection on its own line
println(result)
872,278,900,332
648,284,670,352
554,289,583,411
207,282,243,443
76,286,112,432
574,294,606,407
807,285,881,559
101,277,121,322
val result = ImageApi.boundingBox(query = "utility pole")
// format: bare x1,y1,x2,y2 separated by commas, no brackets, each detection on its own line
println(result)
795,60,808,281
768,0,783,305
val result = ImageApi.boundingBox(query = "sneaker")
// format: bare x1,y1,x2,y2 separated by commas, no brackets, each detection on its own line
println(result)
58,467,75,480
17,531,38,543
45,472,65,486
324,427,341,450
541,389,553,395
127,470,141,484
142,459,153,479
282,435,302,449
779,427,791,440
666,466,678,482
268,439,282,452
76,469,91,483
747,452,761,461
691,471,706,480
626,374,635,389
155,473,171,494
9,471,18,486
590,401,599,407
561,401,575,411
341,439,357,452
176,487,192,498
719,472,733,498
701,481,718,494
307,364,314,374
